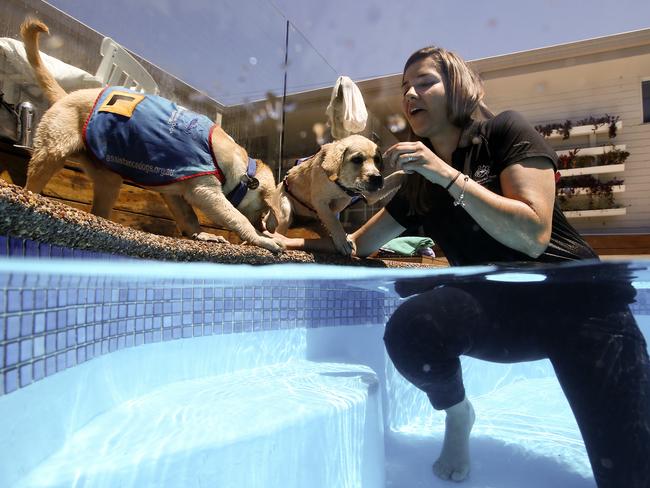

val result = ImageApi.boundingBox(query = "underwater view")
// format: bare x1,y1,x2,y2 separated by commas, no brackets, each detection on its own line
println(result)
2,1,650,487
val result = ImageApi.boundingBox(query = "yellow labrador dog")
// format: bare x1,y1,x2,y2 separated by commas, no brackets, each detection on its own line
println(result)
20,19,282,253
266,135,403,255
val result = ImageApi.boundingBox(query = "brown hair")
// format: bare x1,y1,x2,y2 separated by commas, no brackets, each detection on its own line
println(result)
399,46,493,215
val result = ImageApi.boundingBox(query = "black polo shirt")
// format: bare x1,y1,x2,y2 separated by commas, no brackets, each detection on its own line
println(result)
385,110,598,265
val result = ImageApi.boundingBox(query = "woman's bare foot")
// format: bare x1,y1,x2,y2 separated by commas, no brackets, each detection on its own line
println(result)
432,397,476,482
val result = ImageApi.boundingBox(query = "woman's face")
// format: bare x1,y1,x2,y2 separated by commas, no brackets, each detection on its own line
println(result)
401,56,449,138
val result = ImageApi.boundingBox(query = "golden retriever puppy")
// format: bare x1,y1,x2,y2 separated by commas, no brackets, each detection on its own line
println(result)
266,135,403,255
20,18,283,253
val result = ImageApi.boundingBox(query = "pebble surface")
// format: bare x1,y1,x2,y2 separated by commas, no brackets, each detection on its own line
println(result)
0,180,428,268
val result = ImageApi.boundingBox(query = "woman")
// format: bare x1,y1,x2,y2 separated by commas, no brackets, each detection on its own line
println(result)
271,47,650,487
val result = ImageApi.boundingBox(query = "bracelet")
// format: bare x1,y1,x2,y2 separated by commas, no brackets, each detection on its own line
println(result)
453,175,470,208
445,171,461,191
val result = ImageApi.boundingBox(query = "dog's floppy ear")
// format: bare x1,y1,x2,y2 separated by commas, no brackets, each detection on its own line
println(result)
319,140,347,181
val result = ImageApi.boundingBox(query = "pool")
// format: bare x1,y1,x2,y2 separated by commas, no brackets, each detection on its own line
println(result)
1,256,649,487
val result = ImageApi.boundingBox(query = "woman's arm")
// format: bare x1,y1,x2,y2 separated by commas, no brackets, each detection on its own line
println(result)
446,157,556,258
267,208,406,257
349,208,406,257
385,141,555,258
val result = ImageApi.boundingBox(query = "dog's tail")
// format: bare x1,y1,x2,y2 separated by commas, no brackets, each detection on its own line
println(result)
20,18,68,105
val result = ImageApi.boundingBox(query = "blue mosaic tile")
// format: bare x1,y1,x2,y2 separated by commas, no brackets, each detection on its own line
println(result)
33,359,45,381
0,235,8,256
33,336,45,358
8,237,24,257
45,311,56,331
19,363,32,387
45,356,56,377
5,368,18,393
45,333,56,354
37,242,51,258
65,349,76,368
25,239,39,258
19,339,32,362
56,331,67,350
7,290,20,313
7,316,20,340
75,347,86,364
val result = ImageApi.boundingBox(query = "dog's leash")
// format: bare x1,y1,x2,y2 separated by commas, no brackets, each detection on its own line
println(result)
282,155,367,215
282,176,317,214
227,157,259,208
328,175,367,204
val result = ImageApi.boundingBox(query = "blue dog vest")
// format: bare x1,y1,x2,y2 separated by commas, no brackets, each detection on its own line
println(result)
83,86,223,186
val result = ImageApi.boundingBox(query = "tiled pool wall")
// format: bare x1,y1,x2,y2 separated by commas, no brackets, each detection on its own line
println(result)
2,234,649,399
0,235,400,397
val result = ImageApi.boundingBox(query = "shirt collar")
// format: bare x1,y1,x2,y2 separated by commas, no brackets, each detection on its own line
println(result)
457,119,483,149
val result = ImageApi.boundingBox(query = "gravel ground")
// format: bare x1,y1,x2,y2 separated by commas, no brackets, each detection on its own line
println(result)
0,179,432,267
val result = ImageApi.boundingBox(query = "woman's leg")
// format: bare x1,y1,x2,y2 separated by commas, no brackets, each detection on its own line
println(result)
547,305,650,488
383,285,546,481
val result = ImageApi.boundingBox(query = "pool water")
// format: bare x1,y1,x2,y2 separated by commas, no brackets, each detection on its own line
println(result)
1,258,649,487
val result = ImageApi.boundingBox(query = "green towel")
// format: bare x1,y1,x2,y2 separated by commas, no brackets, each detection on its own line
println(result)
380,236,434,256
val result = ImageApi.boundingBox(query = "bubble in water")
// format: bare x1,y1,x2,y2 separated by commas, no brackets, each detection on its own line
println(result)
264,92,282,121
249,57,258,66
367,5,381,23
387,114,407,133
188,91,210,103
313,123,327,145
422,364,431,373
253,110,266,125
45,35,64,49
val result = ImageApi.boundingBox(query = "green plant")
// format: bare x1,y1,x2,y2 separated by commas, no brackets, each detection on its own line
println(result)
575,114,620,138
535,120,573,139
557,147,629,170
536,114,620,139
557,175,624,210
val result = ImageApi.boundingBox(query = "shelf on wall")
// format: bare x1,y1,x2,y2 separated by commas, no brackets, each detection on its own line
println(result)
558,185,625,196
559,163,625,177
545,121,623,140
563,208,627,218
556,144,626,157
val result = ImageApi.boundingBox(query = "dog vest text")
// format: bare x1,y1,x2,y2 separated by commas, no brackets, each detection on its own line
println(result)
83,86,223,186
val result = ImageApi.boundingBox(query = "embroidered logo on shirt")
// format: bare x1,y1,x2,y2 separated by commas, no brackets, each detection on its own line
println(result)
473,164,492,184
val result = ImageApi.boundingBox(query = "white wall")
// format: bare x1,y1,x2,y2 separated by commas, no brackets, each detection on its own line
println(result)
482,53,650,233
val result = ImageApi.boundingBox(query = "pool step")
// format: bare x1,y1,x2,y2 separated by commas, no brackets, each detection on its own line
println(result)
14,360,384,488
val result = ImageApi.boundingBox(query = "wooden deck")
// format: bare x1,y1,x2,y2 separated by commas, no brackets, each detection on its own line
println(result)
2,141,648,258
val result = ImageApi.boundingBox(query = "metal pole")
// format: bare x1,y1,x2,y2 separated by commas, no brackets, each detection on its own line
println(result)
278,19,289,182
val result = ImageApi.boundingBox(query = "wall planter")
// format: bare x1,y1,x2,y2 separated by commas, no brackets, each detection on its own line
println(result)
537,114,628,219
536,116,622,140
563,208,627,218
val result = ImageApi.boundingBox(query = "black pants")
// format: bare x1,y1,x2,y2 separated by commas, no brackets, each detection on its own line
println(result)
384,281,650,488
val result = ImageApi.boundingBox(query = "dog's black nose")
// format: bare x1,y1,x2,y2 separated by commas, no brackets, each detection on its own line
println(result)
368,174,384,191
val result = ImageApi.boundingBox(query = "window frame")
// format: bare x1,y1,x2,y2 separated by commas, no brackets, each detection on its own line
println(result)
642,77,650,124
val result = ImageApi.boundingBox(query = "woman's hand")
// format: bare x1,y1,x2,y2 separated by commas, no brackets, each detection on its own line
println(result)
262,230,295,249
383,141,456,187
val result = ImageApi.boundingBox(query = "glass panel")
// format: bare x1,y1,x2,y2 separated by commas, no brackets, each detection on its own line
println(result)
281,24,401,231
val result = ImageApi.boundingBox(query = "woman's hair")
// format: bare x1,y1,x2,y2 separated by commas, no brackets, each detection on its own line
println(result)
400,46,493,215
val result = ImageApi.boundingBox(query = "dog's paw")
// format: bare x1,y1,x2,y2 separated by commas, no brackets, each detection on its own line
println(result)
254,236,285,254
192,232,229,244
332,234,355,256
